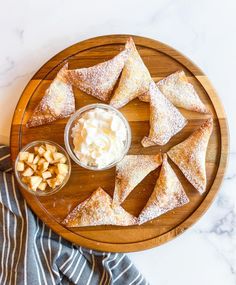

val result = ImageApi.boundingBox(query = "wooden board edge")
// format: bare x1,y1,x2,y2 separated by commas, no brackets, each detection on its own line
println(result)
10,35,229,252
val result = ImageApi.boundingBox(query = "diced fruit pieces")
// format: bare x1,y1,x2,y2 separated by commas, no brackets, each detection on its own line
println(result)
38,146,46,156
22,167,34,177
47,178,57,189
46,144,57,153
17,143,69,192
38,182,47,191
28,176,42,191
56,174,65,186
19,152,29,161
17,161,25,172
52,152,64,161
43,150,53,163
21,177,29,184
38,158,46,165
39,162,49,173
57,163,68,175
26,163,37,171
52,152,67,163
27,153,34,163
33,155,40,165
42,171,52,180
60,156,67,163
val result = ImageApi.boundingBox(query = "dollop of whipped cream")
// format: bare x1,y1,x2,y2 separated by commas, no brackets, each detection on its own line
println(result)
72,108,127,168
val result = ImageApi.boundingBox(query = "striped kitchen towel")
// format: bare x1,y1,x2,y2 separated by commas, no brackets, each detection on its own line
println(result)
0,145,148,285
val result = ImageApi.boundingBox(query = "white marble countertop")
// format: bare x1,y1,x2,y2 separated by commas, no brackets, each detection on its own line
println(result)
0,0,235,284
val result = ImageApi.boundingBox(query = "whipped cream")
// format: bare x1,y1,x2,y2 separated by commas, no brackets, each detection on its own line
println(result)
72,108,127,168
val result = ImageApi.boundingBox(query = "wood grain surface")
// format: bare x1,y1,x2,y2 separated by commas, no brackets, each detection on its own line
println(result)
10,35,229,252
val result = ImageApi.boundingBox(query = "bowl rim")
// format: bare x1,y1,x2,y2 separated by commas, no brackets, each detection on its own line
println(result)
64,103,132,171
14,140,71,196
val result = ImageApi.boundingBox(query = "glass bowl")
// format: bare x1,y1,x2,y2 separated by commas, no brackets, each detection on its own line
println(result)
64,103,131,171
14,140,71,196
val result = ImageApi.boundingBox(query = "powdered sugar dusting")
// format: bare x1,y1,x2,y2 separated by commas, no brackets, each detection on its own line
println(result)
67,47,129,102
157,71,209,113
142,82,187,147
26,63,75,127
113,153,162,205
110,37,152,109
62,187,137,227
168,118,213,194
139,70,209,114
138,154,189,224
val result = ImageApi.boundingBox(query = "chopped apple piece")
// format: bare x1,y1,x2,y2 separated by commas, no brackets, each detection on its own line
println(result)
38,182,47,191
17,161,25,172
52,152,67,163
60,156,67,163
19,152,29,161
27,153,34,163
42,171,52,180
22,167,34,177
57,163,68,175
38,146,46,156
39,162,49,172
43,150,53,163
38,158,46,165
47,178,57,189
33,155,40,165
46,144,57,153
52,152,64,161
55,174,65,186
26,163,37,172
29,176,42,191
34,146,39,153
21,177,29,184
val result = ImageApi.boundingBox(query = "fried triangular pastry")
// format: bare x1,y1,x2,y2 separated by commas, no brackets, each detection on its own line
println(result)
62,187,137,227
139,71,209,113
66,45,129,102
26,63,75,128
168,118,213,194
109,37,152,109
113,154,162,206
138,154,189,224
142,82,187,147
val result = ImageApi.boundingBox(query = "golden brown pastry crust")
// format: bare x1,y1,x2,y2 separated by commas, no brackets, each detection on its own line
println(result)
142,82,187,147
113,154,162,206
62,187,137,227
109,37,152,109
168,118,213,194
66,45,129,102
138,154,189,224
26,63,75,128
139,71,209,113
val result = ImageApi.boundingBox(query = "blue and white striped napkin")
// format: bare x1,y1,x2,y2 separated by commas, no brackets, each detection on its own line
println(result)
0,145,148,285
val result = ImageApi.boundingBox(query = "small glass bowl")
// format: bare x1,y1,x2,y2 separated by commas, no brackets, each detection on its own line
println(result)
64,103,131,171
14,140,71,196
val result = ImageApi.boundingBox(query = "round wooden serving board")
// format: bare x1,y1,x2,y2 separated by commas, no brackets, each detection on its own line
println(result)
10,35,228,252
